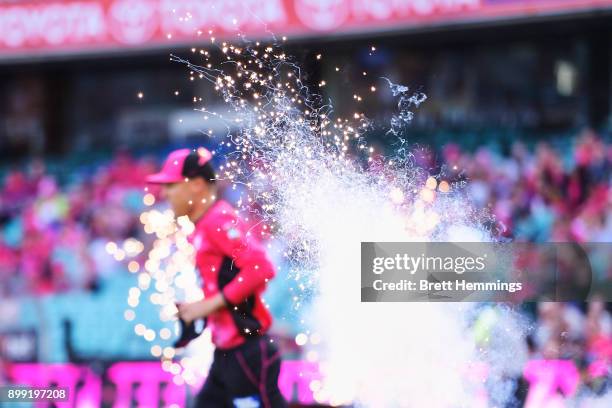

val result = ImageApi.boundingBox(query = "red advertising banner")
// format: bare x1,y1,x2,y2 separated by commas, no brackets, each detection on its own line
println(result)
0,0,611,59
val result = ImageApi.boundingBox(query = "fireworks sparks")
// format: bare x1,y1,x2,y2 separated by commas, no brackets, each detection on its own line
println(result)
118,207,213,386
117,26,524,405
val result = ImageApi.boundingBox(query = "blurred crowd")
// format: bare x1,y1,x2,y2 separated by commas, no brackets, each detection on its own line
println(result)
447,129,612,243
0,152,156,296
0,130,611,395
531,300,611,389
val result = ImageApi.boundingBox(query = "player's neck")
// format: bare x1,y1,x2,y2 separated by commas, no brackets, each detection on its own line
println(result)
189,194,217,224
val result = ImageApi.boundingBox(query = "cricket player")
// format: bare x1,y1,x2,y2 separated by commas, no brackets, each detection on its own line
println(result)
147,148,287,408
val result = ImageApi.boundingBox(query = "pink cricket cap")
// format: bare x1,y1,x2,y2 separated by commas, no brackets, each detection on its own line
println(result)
146,147,214,184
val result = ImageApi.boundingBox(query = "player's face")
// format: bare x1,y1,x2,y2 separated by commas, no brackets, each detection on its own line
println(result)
160,178,210,218
161,181,193,218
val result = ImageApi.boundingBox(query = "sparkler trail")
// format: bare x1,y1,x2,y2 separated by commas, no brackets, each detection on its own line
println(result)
382,77,427,140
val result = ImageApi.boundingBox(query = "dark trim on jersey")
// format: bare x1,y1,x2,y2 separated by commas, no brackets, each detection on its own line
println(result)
217,256,262,338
